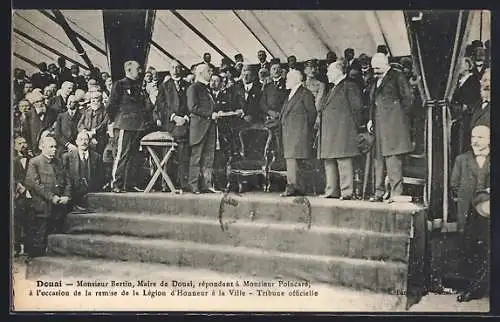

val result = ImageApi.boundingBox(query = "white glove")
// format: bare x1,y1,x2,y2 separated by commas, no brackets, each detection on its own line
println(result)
367,120,374,134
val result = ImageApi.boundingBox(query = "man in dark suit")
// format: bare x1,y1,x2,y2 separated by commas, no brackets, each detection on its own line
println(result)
368,53,414,202
451,125,490,302
78,91,109,155
257,50,270,71
108,60,153,193
187,63,219,193
50,81,75,114
470,68,490,132
22,91,58,154
260,59,288,120
317,59,363,199
62,131,103,211
13,136,32,256
154,60,191,191
234,65,263,125
54,94,81,157
31,62,52,90
57,57,73,83
69,64,88,91
47,63,62,88
210,73,243,189
24,136,71,258
280,70,317,196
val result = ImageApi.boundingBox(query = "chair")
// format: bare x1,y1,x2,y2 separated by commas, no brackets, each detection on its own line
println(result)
266,127,287,192
226,124,272,193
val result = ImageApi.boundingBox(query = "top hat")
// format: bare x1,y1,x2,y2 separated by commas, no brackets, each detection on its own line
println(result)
473,189,490,218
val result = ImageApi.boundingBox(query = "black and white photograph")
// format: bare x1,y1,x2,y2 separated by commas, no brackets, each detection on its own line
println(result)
10,9,491,312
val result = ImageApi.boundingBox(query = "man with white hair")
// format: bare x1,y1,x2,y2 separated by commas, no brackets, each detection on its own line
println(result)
108,60,152,193
451,125,490,302
186,63,218,193
279,69,317,197
78,91,109,155
22,91,58,153
50,81,74,113
367,53,413,202
154,60,191,191
24,135,71,257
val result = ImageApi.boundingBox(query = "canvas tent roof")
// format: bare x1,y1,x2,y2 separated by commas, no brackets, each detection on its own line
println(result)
12,9,489,76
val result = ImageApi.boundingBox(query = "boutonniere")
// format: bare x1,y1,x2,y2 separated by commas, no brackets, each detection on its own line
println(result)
126,89,132,95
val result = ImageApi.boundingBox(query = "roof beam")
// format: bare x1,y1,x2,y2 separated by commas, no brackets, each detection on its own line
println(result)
13,52,39,69
38,10,107,56
51,9,95,69
13,28,89,70
232,10,275,59
150,40,189,71
170,10,234,65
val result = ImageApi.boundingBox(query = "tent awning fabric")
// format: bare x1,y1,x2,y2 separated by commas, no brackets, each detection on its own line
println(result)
12,10,488,76
12,9,414,76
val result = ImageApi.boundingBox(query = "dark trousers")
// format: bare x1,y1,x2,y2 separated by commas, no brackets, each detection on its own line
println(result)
323,158,354,197
374,154,403,198
24,206,67,258
13,196,30,253
460,211,490,292
71,181,88,208
188,125,216,191
112,129,143,189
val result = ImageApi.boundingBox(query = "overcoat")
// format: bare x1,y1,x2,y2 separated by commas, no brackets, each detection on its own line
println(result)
318,79,362,159
369,68,414,157
450,151,490,230
279,86,316,159
187,81,216,146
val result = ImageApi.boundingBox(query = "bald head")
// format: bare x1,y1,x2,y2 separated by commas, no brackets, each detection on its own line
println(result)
371,53,390,77
286,69,303,89
471,125,490,154
195,63,212,82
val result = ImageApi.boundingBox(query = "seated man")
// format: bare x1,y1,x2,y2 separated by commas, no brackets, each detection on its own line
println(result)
451,125,490,302
24,136,71,258
62,131,104,212
77,91,109,155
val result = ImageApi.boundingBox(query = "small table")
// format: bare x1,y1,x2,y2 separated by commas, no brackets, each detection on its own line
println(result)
140,132,181,194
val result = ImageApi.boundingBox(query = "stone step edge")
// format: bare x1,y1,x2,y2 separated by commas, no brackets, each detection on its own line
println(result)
48,234,407,269
88,192,425,214
66,212,411,238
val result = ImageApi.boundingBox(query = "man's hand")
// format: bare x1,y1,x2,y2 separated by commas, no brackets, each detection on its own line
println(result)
268,110,279,119
52,195,60,205
211,112,219,120
58,196,70,205
174,116,186,126
156,120,162,127
16,183,26,194
367,120,374,134
243,115,252,123
91,138,98,145
314,115,321,130
235,109,245,117
67,143,77,152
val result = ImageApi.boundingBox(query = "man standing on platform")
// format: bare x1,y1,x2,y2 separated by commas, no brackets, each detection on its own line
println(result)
108,60,152,193
187,64,219,194
24,136,71,258
367,53,413,202
280,70,317,197
154,60,191,191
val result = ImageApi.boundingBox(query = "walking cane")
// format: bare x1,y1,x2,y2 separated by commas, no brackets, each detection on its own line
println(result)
362,148,371,200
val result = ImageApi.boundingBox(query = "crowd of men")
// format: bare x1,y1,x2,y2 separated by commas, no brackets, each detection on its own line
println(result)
12,40,490,302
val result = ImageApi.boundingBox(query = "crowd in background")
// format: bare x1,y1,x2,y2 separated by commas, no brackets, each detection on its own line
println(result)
11,38,490,302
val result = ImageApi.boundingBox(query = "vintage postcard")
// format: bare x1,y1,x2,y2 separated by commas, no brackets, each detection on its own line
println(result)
11,9,491,313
